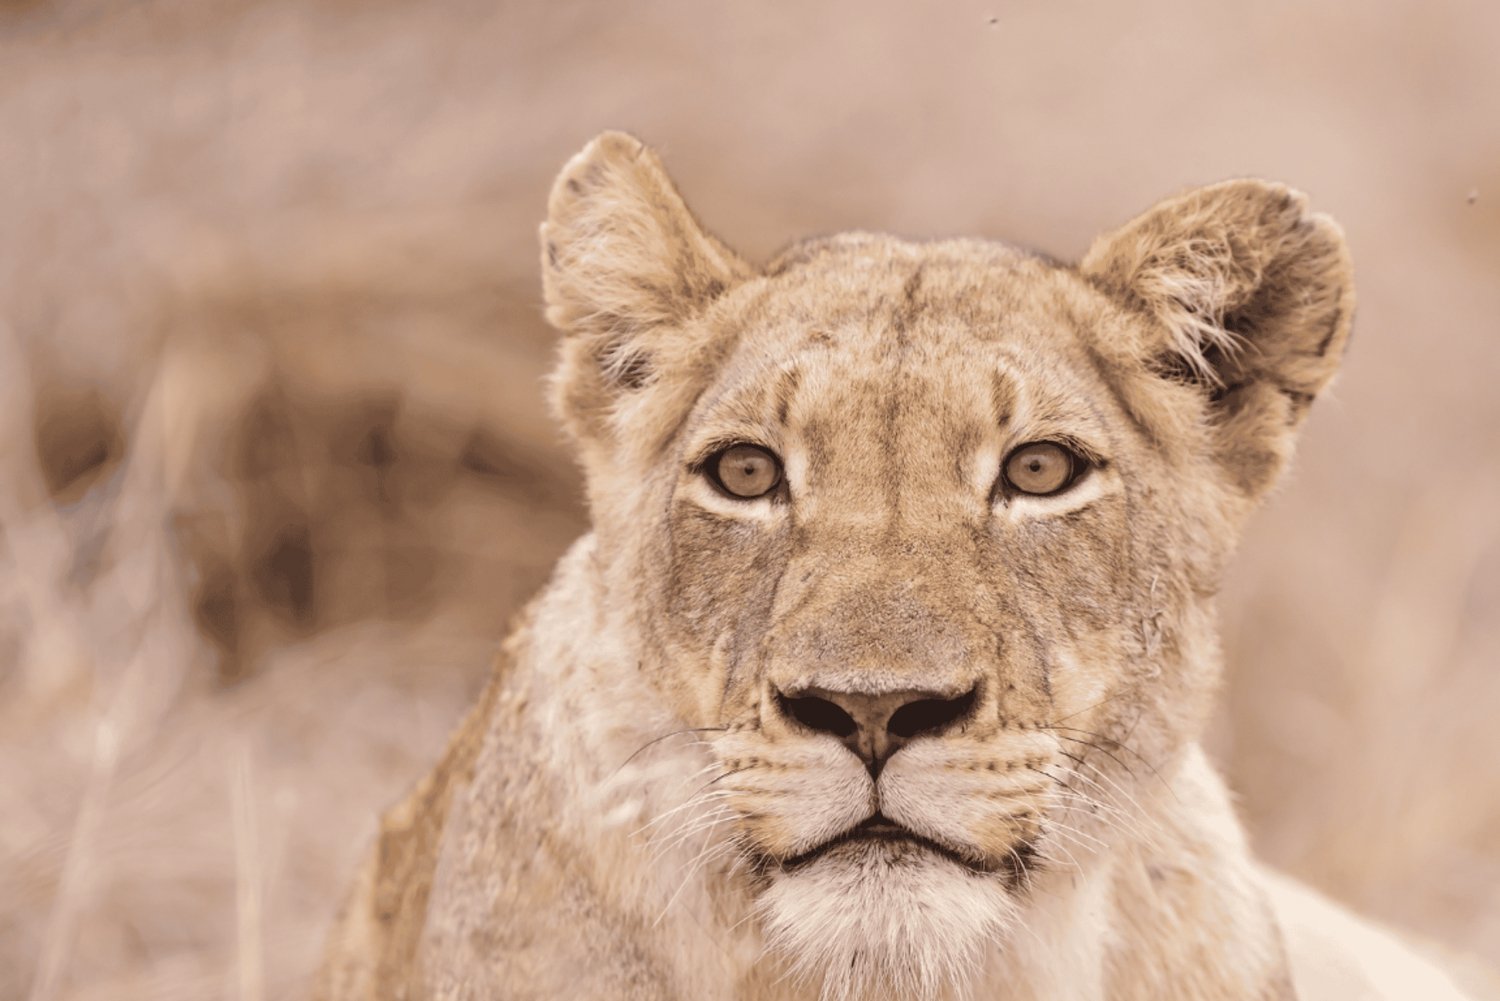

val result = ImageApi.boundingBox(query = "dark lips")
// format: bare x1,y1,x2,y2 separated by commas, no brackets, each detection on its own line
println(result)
780,813,1002,875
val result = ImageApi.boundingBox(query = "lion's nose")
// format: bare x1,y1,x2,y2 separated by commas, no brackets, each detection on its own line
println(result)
774,684,978,777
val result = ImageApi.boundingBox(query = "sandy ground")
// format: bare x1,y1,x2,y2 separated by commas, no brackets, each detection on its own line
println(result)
1,0,1497,998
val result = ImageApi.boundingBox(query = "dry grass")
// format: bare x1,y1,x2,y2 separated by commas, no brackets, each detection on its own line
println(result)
1,0,1497,998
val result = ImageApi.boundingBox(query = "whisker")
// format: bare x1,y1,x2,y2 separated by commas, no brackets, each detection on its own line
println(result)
649,815,726,864
635,789,733,837
651,758,733,803
1046,732,1140,783
1058,784,1150,843
1044,691,1131,726
1035,758,1162,842
654,834,735,927
658,814,732,868
1036,761,1144,828
704,765,753,788
1040,724,1174,795
1041,816,1109,852
1028,844,1081,875
1004,842,1032,880
1028,769,1161,854
1068,754,1165,829
651,764,755,828
611,726,730,777
1052,765,1136,818
651,805,733,861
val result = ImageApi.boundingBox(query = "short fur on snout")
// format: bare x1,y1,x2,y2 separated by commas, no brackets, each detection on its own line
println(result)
315,134,1485,1001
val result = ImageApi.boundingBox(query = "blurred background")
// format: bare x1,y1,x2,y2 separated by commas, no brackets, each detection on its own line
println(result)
1,0,1496,998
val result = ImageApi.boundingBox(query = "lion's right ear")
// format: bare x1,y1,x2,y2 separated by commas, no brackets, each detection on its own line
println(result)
541,132,752,449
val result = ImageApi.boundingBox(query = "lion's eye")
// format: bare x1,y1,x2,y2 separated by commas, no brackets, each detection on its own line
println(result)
709,444,783,499
1002,442,1081,497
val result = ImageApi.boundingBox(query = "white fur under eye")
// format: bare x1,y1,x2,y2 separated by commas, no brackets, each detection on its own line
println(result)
994,463,1117,522
681,476,784,521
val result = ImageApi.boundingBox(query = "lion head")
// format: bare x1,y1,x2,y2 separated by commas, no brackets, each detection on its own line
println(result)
538,132,1352,1000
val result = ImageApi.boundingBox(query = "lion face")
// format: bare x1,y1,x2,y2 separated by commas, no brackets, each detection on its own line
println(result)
638,246,1200,997
660,248,1159,861
539,133,1351,998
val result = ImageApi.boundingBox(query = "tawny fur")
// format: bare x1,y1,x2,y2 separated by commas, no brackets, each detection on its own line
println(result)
313,132,1482,1001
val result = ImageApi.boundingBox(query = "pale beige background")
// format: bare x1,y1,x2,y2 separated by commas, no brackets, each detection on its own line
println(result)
1,1,1497,998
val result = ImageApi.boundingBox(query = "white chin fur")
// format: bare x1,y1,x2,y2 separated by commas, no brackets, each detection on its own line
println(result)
756,843,1018,1001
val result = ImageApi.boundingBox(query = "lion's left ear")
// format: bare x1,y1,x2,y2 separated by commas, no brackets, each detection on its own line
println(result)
1082,180,1354,496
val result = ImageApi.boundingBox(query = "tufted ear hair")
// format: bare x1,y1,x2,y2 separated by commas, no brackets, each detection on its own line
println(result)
1081,179,1355,497
540,132,753,450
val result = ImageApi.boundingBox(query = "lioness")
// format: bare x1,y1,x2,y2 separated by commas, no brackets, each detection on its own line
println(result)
315,133,1482,1001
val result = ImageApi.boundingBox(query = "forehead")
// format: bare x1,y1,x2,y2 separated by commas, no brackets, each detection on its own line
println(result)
699,238,1115,434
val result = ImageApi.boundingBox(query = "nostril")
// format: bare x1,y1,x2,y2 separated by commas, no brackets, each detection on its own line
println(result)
778,693,858,738
887,688,977,739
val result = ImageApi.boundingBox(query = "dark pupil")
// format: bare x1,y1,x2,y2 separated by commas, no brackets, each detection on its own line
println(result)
1026,458,1044,472
721,448,773,495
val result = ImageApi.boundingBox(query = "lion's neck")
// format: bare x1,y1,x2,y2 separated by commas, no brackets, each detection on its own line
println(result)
492,538,1287,1001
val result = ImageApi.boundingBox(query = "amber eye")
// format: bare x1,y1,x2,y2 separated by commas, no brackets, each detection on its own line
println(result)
708,444,783,499
1002,442,1082,497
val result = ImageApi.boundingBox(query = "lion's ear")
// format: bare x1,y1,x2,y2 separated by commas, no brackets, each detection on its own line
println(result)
1082,180,1354,497
541,132,752,447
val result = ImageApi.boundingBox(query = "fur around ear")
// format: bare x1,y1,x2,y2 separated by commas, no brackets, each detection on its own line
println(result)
540,132,752,447
1081,180,1355,496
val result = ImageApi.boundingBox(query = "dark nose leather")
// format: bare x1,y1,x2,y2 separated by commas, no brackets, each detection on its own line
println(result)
775,684,978,776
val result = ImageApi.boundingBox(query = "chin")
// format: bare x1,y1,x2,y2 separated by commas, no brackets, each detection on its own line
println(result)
754,838,1019,1001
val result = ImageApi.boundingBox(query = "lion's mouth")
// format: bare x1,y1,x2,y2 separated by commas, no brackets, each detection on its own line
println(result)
779,813,1013,878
